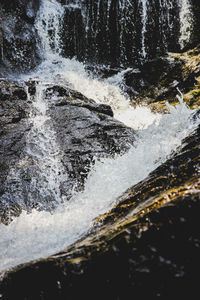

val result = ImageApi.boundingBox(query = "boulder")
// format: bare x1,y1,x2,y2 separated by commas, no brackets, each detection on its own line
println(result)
0,79,135,224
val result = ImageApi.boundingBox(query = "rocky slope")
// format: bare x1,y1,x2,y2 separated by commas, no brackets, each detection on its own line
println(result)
0,110,199,300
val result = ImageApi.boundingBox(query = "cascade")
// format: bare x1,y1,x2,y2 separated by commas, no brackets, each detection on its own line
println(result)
0,87,197,273
179,0,193,49
61,0,181,65
25,84,67,207
140,0,148,59
0,83,67,212
0,0,199,276
35,0,64,58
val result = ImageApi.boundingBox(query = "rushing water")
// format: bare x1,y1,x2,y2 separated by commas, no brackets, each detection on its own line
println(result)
140,0,148,59
0,0,198,274
25,83,67,206
179,0,193,49
35,0,64,58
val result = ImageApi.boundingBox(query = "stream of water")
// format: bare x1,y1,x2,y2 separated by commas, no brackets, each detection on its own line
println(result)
0,0,198,274
179,0,193,49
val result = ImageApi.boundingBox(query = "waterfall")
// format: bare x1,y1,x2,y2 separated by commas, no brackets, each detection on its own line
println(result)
24,0,67,208
0,0,199,274
0,0,68,212
25,83,67,207
35,0,64,58
179,0,193,49
0,93,197,273
60,0,181,65
140,0,148,59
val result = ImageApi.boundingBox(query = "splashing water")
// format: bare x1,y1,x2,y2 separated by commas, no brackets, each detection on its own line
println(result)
25,57,159,130
35,0,64,58
0,0,199,274
25,83,67,206
179,0,193,49
140,0,148,59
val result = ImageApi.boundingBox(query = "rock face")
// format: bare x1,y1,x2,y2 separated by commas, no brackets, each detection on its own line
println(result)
0,80,31,223
0,79,135,224
61,0,200,66
0,0,41,73
48,89,134,190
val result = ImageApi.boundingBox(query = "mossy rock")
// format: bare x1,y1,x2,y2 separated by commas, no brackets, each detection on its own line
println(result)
184,86,200,108
191,89,200,96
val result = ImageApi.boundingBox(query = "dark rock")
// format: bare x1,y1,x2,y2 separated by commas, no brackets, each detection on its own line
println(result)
45,85,94,103
123,56,184,102
0,0,41,73
47,84,134,195
0,80,135,224
0,0,40,22
0,80,31,224
121,45,200,111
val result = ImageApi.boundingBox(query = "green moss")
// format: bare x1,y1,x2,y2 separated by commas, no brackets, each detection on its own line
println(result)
191,89,200,97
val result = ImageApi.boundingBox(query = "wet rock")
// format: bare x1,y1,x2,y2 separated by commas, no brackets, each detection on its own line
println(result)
0,0,41,72
0,80,135,224
0,80,31,224
0,0,40,21
120,45,200,112
188,0,200,48
46,84,135,196
86,65,123,79
124,56,184,102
